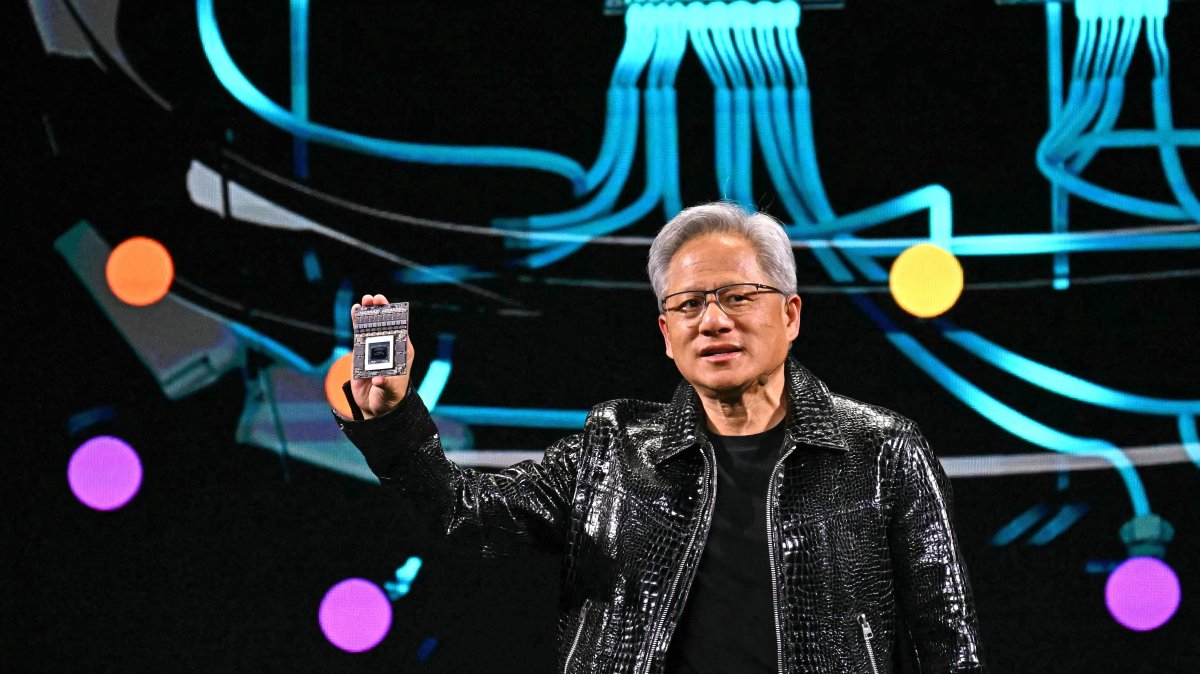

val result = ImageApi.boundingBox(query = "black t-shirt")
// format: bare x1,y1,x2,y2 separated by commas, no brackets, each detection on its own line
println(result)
666,420,787,674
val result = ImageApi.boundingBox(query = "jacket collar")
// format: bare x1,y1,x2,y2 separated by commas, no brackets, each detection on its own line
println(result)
652,356,848,464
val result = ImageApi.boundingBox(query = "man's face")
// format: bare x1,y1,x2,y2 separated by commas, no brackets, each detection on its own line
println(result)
657,233,802,397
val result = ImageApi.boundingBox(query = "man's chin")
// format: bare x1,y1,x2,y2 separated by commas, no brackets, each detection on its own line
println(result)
691,373,753,398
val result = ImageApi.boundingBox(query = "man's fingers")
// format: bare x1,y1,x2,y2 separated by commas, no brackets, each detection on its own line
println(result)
373,293,388,304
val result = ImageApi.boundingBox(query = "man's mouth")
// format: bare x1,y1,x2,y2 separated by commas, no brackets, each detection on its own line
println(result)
699,345,742,361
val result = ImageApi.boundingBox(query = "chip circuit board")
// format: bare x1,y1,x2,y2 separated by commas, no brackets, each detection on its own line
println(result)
352,302,409,379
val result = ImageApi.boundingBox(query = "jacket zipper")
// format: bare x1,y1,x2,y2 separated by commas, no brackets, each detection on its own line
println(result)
766,443,797,674
644,444,716,673
857,613,880,674
563,601,590,674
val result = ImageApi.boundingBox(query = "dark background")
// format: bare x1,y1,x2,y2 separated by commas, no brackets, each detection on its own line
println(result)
7,0,1199,671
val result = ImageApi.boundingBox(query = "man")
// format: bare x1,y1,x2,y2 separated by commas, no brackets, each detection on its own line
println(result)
333,202,986,673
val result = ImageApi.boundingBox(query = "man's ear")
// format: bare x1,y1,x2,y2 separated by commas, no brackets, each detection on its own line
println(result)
786,294,802,341
658,314,675,360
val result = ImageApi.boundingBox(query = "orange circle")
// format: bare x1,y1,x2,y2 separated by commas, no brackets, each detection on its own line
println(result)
325,352,355,419
105,237,174,306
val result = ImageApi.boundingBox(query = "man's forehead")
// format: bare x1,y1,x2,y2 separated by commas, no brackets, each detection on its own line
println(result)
669,234,761,277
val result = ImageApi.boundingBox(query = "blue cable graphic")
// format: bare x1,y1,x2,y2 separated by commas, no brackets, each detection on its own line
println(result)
195,0,1199,510
853,296,1151,517
1036,0,1200,223
934,319,1200,470
196,0,587,191
290,0,309,179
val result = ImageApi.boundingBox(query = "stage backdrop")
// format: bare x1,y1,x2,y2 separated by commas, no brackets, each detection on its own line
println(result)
9,0,1199,671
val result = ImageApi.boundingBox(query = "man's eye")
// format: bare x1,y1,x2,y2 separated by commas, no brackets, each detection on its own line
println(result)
679,298,704,311
726,294,752,304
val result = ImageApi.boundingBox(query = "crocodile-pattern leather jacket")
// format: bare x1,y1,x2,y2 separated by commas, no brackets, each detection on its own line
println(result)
333,358,986,673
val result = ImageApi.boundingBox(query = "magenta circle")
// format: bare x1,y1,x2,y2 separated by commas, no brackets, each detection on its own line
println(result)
1105,556,1181,632
67,436,143,511
318,578,392,652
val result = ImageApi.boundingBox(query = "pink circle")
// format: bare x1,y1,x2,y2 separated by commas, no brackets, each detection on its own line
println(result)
318,579,392,652
1105,557,1181,632
67,436,143,511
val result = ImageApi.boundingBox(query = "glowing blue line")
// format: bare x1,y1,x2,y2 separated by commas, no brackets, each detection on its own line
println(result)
854,296,1149,516
521,89,665,268
688,18,735,199
302,249,321,283
1035,162,1193,219
334,281,353,341
729,19,765,88
433,406,587,429
832,233,888,282
1047,2,1069,290
710,86,734,199
416,637,438,663
789,87,834,220
581,87,634,195
752,86,816,224
732,87,754,208
521,8,691,267
396,264,496,284
657,7,686,218
786,184,953,241
1039,3,1200,222
754,14,785,87
807,228,1200,258
782,80,853,281
384,556,422,600
1026,503,1089,546
1047,3,1064,127
709,5,748,89
734,10,812,225
417,334,456,410
778,3,807,87
196,0,586,191
708,8,753,207
661,87,683,218
1177,414,1200,469
1045,77,1108,163
290,0,309,179
228,322,331,376
936,322,1200,415
1151,77,1200,221
581,9,658,194
990,504,1051,547
499,91,641,235
1066,78,1125,171
1074,128,1200,150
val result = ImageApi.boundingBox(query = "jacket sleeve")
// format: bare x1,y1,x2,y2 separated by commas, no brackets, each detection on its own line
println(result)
887,423,986,673
332,381,583,557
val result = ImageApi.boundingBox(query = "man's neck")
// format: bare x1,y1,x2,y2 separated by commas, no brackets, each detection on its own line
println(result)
698,364,788,436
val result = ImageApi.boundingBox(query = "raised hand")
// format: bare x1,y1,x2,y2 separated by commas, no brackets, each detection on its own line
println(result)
349,293,415,419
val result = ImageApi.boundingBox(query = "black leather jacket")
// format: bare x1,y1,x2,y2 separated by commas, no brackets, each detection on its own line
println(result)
334,358,985,673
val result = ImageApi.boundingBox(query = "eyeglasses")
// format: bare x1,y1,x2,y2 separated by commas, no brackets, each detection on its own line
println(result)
660,283,785,322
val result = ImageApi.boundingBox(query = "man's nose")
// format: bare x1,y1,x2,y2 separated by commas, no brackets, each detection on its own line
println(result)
697,297,733,332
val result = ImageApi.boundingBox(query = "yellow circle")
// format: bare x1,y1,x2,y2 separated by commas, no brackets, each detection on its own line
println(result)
888,243,963,318
325,352,355,419
105,237,174,306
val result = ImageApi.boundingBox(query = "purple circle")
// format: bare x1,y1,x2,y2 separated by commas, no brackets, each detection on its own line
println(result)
67,436,143,511
1105,557,1181,631
319,578,392,652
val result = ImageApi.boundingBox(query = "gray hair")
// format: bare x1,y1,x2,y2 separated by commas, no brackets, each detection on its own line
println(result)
647,202,798,304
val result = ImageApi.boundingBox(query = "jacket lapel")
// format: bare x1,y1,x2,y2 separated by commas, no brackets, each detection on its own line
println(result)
651,356,848,465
